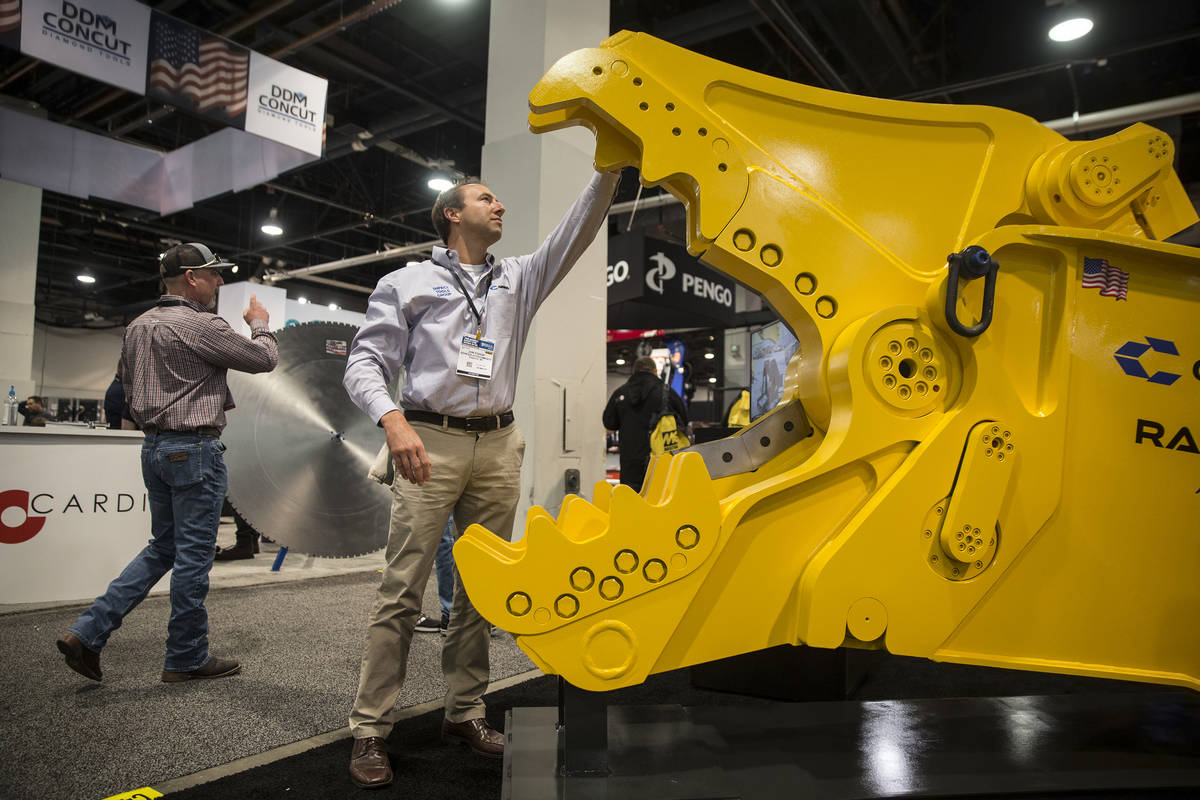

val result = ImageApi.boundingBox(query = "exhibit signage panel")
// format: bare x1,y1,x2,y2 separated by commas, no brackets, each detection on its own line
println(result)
20,0,152,94
1,0,328,155
0,427,162,604
607,232,739,327
244,51,328,157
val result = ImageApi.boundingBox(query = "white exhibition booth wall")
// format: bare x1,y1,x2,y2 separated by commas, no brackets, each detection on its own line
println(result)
30,282,365,400
3,283,363,604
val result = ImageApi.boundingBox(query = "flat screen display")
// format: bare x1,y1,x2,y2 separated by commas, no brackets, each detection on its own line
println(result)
749,321,799,420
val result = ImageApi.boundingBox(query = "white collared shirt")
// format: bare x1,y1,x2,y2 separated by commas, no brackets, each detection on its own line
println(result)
343,171,619,421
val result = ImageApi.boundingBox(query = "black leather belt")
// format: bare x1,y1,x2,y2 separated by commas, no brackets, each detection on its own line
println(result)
405,409,514,432
143,425,221,437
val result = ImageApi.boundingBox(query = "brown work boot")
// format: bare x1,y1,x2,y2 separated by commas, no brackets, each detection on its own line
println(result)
349,736,393,789
161,655,240,682
56,632,101,681
441,717,504,758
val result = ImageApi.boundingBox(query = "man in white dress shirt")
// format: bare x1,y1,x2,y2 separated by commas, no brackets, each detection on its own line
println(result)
342,168,619,788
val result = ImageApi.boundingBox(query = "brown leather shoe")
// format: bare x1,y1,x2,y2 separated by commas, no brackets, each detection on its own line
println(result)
441,717,504,758
349,736,393,789
161,655,240,682
57,632,101,681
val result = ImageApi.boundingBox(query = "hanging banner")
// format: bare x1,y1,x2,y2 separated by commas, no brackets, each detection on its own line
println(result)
146,10,249,128
20,0,151,94
1,0,327,156
243,51,327,157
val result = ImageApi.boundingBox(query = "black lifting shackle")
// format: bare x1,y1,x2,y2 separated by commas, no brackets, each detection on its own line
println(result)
944,245,999,337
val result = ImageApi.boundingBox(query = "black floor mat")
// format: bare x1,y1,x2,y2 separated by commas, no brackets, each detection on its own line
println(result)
162,652,1194,800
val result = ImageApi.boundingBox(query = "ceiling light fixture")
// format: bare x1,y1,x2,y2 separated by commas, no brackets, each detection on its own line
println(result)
428,176,453,192
231,265,239,274
76,273,96,284
297,296,308,304
704,350,715,359
261,207,283,236
328,303,340,310
707,376,717,383
1048,16,1093,42
615,357,626,366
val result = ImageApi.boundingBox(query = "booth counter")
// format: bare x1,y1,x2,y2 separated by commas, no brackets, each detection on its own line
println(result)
0,425,162,604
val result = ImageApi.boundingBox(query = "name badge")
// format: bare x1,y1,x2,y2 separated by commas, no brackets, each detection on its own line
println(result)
456,335,496,380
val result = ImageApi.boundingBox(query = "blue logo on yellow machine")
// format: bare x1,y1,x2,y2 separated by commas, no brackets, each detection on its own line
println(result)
1114,337,1181,385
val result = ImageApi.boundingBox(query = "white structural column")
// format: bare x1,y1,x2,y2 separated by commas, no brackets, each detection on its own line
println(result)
484,1,610,531
0,179,41,399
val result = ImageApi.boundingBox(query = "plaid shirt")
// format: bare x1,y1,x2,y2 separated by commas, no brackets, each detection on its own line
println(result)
120,295,278,432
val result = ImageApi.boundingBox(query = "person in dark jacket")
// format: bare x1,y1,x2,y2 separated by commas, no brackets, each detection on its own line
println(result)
602,356,688,491
103,372,137,429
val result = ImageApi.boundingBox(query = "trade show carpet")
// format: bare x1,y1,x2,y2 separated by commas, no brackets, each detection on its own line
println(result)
2,563,1196,800
0,569,535,800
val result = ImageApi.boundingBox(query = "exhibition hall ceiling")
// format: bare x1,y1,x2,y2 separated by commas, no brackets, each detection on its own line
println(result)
3,0,1198,327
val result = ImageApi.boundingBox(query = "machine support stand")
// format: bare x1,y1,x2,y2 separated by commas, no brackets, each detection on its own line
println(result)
556,677,609,777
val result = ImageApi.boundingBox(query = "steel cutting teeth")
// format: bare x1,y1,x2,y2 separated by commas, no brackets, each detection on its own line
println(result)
453,452,721,688
224,321,392,558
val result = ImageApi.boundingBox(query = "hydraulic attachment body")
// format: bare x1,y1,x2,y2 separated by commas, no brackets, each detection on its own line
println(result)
456,32,1200,693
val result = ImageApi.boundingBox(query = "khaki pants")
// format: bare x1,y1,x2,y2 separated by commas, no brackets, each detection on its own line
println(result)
349,421,525,739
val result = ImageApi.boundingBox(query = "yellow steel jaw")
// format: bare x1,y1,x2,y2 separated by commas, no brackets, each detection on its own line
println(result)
457,453,722,686
456,32,1200,693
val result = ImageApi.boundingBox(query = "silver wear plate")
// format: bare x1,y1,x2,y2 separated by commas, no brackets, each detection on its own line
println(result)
682,400,813,479
224,322,394,558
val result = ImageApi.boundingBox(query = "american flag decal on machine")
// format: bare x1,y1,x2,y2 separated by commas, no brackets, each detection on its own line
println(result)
1081,256,1130,301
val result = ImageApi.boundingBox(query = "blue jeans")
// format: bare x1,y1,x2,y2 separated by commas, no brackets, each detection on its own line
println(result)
435,517,458,620
69,433,227,672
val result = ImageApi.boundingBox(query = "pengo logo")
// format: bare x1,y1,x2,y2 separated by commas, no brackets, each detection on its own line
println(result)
0,489,48,544
645,252,677,294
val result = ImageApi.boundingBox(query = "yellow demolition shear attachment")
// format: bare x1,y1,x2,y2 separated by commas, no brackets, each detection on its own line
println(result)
457,32,1199,693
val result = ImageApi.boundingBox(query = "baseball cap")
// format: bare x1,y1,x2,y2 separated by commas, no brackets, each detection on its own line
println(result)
159,243,236,278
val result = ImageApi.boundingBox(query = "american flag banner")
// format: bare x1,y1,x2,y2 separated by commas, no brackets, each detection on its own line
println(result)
1081,256,1130,301
147,14,248,120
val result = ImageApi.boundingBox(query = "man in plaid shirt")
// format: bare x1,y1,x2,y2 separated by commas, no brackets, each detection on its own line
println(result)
57,243,278,683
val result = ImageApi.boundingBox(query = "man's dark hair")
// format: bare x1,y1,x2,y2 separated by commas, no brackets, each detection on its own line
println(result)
28,395,43,404
431,179,479,245
633,357,658,374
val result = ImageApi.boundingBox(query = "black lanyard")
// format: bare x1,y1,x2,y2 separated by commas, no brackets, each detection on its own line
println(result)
446,266,484,339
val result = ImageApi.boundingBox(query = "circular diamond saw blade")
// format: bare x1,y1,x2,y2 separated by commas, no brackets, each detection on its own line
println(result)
224,321,392,558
